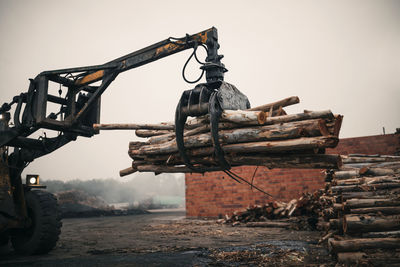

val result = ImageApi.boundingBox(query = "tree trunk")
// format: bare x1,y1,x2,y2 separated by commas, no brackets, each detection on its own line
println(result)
135,129,172,137
334,176,399,186
343,214,400,234
119,167,136,177
331,182,400,193
94,122,174,130
341,191,396,201
328,237,400,253
140,152,340,166
345,198,400,209
220,110,266,125
333,170,359,180
350,206,400,215
248,96,300,112
362,230,400,238
359,167,395,176
131,154,342,172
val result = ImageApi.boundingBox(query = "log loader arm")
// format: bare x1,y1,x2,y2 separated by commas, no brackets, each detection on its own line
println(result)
0,27,249,229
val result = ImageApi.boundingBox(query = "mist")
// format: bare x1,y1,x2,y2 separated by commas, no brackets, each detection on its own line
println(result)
1,0,399,181
43,173,185,207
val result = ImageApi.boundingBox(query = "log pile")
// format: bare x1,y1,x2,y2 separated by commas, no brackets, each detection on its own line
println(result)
318,154,400,265
106,96,343,175
219,191,323,230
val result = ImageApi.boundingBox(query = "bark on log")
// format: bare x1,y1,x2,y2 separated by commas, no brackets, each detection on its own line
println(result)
119,167,136,177
343,214,400,234
135,154,342,170
248,96,300,112
332,115,343,137
151,119,328,150
329,218,343,230
345,198,400,209
220,110,266,125
334,176,400,186
333,170,359,180
359,167,395,176
338,251,400,265
135,129,172,137
362,230,400,238
328,237,400,253
342,156,388,164
131,131,338,157
133,164,222,174
341,191,398,201
336,252,366,264
331,182,400,193
93,122,175,130
350,206,400,215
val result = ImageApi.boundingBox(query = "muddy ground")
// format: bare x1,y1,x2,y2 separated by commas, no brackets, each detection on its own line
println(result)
1,210,335,266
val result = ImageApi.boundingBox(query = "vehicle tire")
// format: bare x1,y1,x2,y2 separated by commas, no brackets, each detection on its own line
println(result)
0,233,10,255
11,190,62,255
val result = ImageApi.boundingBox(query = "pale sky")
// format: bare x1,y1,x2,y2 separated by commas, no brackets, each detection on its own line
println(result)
0,0,399,180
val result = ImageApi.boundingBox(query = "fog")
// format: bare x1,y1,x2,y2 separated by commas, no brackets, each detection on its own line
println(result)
0,0,399,181
43,173,185,206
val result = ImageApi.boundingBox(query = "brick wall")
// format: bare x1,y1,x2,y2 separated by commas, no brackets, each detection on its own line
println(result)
185,133,400,217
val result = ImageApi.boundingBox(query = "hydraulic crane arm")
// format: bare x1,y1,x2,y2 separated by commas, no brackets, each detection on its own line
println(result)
0,27,250,233
0,27,226,163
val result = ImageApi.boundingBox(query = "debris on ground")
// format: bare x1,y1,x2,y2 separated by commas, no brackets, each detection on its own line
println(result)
56,190,148,218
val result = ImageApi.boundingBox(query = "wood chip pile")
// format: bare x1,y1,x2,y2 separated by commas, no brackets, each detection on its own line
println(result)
318,154,400,265
115,96,343,175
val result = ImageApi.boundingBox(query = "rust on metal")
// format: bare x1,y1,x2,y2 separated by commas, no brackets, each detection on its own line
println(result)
75,70,104,85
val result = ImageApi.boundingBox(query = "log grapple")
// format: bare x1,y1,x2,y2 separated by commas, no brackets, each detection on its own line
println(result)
0,27,249,255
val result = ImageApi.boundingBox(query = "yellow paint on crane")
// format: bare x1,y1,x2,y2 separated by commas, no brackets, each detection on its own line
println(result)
75,70,104,85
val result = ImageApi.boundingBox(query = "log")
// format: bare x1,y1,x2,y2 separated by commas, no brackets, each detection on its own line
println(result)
131,132,338,157
119,166,136,177
328,237,400,253
362,230,400,238
331,182,400,192
133,164,221,173
341,191,397,201
243,221,292,228
342,156,388,164
93,122,174,130
329,218,343,230
148,122,239,145
220,110,266,125
332,115,343,137
135,129,172,137
248,96,300,112
338,251,400,265
359,167,395,176
350,206,400,215
345,198,400,209
333,170,359,180
336,252,366,264
335,176,400,186
343,214,400,234
132,153,342,169
220,154,342,169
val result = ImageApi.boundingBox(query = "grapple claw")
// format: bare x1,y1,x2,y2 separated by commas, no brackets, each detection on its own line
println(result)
175,82,250,172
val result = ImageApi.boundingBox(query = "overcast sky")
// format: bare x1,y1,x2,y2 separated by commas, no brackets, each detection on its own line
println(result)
0,0,399,181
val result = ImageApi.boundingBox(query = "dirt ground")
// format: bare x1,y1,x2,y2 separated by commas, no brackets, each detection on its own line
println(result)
1,210,335,266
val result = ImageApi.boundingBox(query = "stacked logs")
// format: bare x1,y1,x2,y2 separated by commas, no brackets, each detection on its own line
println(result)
219,191,323,230
319,154,400,265
107,96,343,175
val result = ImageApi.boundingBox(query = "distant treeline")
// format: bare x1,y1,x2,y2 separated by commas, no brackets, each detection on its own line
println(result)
42,173,185,204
